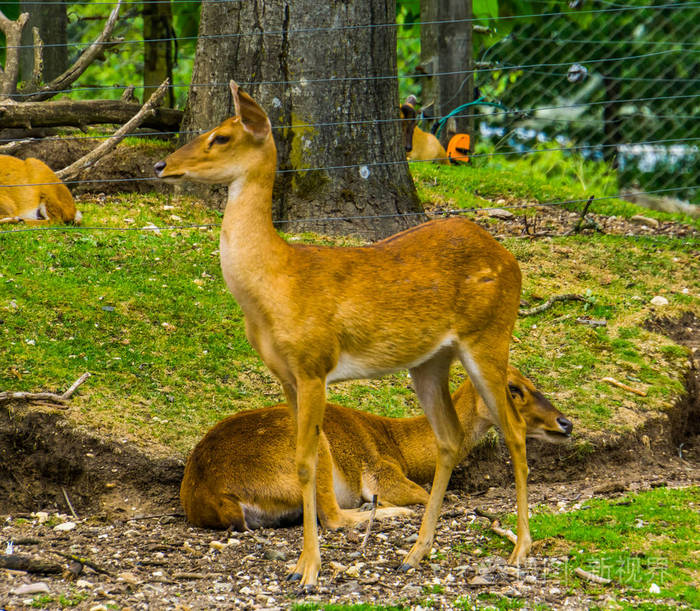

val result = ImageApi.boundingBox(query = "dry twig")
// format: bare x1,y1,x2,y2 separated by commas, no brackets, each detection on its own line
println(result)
0,372,90,405
360,495,378,551
601,376,648,397
61,487,79,520
574,566,612,584
519,294,586,317
491,522,518,546
51,551,113,577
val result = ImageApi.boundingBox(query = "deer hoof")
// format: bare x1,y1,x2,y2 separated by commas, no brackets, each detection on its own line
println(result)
397,562,415,573
286,572,302,582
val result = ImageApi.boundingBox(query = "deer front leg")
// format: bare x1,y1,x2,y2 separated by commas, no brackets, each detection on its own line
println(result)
287,377,327,590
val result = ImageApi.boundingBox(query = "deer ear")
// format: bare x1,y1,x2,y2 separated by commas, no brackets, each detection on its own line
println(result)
229,80,271,141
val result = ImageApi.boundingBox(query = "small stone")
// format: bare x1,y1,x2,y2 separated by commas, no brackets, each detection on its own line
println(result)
209,540,227,551
11,582,50,595
54,521,77,532
469,575,491,586
649,583,661,594
650,295,669,306
76,579,93,589
630,215,659,228
404,533,419,544
35,511,49,524
487,208,515,220
117,571,140,585
524,574,537,584
263,548,285,562
345,563,364,578
549,586,562,596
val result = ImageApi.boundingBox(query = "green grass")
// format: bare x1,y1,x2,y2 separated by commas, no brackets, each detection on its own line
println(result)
410,151,700,228
0,186,697,454
475,487,700,609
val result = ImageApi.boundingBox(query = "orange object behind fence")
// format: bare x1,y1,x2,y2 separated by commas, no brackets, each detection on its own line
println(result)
447,133,471,163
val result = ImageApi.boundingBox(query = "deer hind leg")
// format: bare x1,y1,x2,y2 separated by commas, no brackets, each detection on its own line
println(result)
373,460,430,507
459,343,531,564
400,348,463,571
287,376,326,590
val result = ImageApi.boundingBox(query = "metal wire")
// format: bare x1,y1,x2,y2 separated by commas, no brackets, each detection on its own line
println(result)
0,186,695,237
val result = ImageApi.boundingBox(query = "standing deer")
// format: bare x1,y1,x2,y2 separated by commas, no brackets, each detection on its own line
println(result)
155,82,525,589
181,366,573,534
0,155,82,225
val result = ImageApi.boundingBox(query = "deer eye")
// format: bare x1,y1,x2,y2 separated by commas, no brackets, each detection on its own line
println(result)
213,135,230,145
508,384,524,400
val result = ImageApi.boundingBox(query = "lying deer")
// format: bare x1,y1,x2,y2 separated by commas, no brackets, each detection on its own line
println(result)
156,82,524,589
400,98,449,165
181,366,572,535
0,155,82,225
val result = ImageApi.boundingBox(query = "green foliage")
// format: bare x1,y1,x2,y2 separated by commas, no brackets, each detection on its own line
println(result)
396,2,420,101
62,2,199,106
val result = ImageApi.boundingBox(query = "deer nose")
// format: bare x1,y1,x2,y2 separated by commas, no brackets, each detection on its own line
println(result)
557,416,573,435
154,160,166,175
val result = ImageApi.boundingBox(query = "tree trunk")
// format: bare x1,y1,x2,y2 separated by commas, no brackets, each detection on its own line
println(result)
19,0,68,83
181,0,424,240
420,0,473,149
143,0,174,106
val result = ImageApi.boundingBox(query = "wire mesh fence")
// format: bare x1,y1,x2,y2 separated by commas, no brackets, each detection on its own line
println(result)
0,0,698,229
466,1,699,205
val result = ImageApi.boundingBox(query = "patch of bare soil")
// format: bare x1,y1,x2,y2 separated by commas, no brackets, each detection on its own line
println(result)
431,205,699,240
0,315,698,609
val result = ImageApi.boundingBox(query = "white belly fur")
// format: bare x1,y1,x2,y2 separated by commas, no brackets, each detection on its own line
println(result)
327,333,458,383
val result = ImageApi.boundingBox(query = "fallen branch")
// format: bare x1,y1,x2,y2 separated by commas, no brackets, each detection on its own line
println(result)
360,494,378,552
519,294,586,317
51,551,113,577
0,553,62,574
574,566,612,585
57,79,170,181
0,372,90,405
0,98,183,130
601,376,647,397
491,522,518,546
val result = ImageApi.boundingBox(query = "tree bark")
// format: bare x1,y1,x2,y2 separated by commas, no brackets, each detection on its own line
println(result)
420,0,474,148
143,0,174,106
20,0,68,83
181,0,424,239
0,98,182,130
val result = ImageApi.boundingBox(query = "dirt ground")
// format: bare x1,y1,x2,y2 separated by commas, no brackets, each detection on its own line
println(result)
1,313,698,610
1,142,699,609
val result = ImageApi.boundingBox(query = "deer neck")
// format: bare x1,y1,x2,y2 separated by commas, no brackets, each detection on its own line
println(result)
219,152,289,299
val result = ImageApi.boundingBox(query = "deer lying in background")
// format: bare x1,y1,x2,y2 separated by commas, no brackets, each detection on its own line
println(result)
0,155,82,225
400,98,449,165
156,82,524,589
181,366,572,535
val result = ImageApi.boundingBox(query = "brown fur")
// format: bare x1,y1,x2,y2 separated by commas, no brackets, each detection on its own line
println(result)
156,81,525,586
0,155,81,225
400,103,449,165
181,366,572,530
